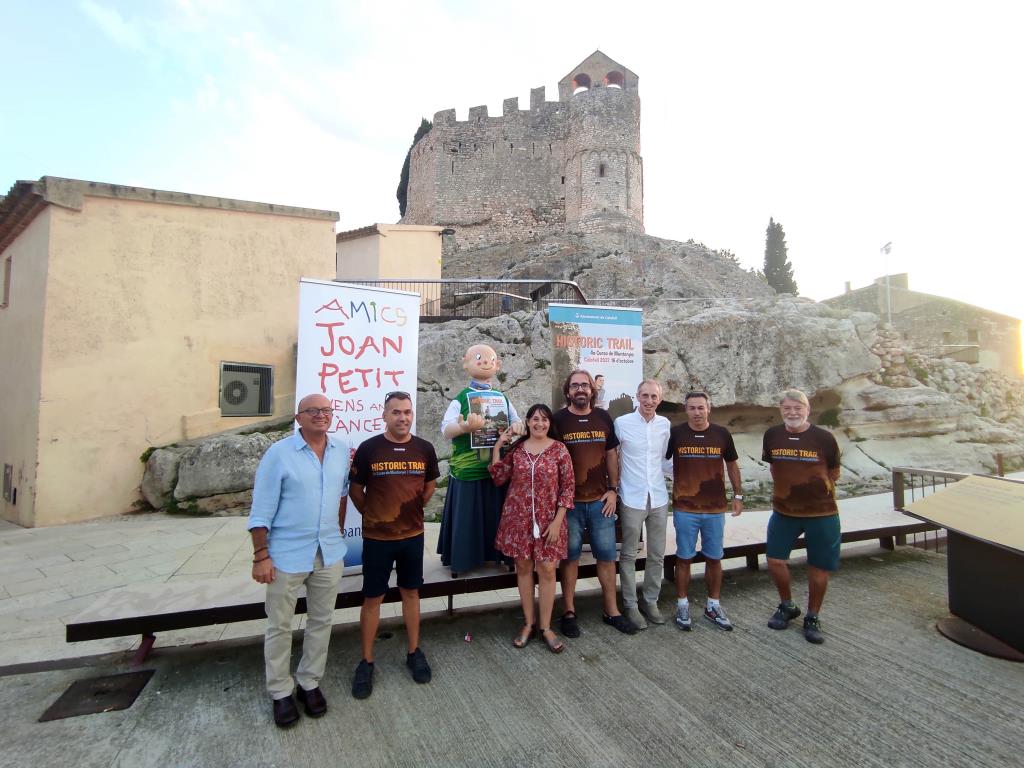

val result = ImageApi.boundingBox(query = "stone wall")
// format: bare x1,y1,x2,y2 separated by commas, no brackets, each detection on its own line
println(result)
824,284,1022,378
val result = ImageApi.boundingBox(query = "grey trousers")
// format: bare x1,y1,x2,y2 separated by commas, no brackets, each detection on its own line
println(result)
619,499,669,606
264,551,344,699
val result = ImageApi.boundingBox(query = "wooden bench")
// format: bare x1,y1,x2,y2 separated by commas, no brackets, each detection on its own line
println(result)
66,507,934,664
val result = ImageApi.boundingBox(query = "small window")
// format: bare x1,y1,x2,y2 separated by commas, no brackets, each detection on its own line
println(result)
572,73,591,95
598,163,606,178
1,256,11,308
220,362,274,416
605,70,625,89
967,329,980,344
2,464,12,503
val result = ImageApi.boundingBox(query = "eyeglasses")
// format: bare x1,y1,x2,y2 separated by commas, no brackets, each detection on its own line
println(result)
384,390,412,404
569,383,591,390
298,408,334,417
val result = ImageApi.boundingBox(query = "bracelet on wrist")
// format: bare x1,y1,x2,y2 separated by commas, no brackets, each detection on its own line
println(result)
253,555,270,564
253,546,268,554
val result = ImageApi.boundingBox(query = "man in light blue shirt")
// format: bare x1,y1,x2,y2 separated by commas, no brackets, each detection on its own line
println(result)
248,393,349,728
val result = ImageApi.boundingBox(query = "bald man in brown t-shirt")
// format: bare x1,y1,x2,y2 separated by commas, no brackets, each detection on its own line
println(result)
349,392,439,698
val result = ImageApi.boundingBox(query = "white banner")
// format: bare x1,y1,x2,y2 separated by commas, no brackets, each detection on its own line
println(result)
296,279,421,568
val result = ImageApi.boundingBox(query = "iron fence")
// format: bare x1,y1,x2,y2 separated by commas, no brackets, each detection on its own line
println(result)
890,467,969,552
340,279,587,321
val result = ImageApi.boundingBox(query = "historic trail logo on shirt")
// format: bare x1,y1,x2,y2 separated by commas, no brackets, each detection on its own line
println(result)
768,448,822,462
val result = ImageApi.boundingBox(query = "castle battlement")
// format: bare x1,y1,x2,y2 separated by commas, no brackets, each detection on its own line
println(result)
431,86,570,128
402,51,644,248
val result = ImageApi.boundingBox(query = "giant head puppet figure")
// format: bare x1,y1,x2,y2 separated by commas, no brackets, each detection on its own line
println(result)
437,343,525,575
442,344,524,440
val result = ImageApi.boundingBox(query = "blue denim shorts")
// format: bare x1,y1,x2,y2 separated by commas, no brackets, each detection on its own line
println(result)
766,512,841,571
673,510,726,561
566,499,617,562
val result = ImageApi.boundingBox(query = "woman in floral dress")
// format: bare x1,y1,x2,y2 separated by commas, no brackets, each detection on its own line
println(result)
490,403,575,652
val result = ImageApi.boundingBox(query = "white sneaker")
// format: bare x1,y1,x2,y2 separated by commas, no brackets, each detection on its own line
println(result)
675,603,692,631
704,604,734,631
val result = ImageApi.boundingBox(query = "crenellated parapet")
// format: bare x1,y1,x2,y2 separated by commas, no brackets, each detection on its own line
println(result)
402,51,644,247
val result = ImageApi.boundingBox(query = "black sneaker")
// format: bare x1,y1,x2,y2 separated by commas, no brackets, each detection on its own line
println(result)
560,611,580,638
603,613,638,635
406,648,432,684
767,601,801,630
352,659,374,699
803,615,824,644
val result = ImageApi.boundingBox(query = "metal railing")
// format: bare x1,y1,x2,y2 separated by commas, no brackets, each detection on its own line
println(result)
891,467,967,552
891,466,1024,552
340,279,587,321
593,296,768,306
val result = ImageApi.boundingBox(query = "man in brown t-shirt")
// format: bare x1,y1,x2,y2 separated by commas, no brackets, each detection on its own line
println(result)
349,392,440,698
551,370,634,637
666,391,743,632
761,388,841,644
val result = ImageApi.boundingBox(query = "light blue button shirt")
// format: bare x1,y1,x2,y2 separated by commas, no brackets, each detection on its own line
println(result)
247,432,349,572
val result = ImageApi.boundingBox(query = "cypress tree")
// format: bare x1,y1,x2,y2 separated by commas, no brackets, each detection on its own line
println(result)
396,118,433,218
763,217,798,294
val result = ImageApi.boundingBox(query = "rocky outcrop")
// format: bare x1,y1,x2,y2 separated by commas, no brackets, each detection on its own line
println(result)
140,430,289,511
642,298,880,406
140,445,191,509
443,231,775,304
175,433,273,500
138,286,1022,512
412,301,1023,496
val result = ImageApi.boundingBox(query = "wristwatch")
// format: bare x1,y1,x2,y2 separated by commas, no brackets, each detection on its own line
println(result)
733,495,744,501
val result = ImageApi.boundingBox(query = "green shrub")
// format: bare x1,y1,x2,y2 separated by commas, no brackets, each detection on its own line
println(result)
818,408,841,428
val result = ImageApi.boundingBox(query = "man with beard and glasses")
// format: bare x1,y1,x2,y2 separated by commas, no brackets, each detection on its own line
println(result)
551,370,635,637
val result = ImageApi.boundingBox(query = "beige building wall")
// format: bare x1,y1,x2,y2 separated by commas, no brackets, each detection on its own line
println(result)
18,190,336,526
0,209,52,526
336,231,381,279
378,225,442,279
336,224,441,281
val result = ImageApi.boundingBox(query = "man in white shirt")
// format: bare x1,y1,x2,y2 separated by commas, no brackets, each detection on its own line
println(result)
613,379,671,630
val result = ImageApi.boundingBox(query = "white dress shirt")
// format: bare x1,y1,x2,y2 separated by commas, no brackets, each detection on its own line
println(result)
614,409,671,509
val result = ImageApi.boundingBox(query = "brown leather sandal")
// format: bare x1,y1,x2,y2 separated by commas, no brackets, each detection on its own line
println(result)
512,624,536,649
539,628,565,654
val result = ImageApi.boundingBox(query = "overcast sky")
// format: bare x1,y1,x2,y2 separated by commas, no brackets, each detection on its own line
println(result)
2,1,1021,318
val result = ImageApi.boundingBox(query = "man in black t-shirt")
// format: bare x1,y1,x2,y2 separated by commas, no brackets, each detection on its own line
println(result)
551,369,634,637
349,392,439,699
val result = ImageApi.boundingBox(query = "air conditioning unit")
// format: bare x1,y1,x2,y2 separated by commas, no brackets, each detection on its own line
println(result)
220,363,273,416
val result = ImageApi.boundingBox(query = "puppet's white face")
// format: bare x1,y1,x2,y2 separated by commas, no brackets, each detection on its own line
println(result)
463,344,500,381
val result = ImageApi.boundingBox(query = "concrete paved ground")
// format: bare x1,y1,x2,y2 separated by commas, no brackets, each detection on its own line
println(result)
1,547,1021,768
0,489,920,667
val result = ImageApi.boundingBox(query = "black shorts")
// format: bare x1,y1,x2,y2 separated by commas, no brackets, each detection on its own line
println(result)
361,534,425,598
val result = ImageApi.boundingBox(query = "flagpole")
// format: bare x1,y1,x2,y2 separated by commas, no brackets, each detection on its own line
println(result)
880,242,893,326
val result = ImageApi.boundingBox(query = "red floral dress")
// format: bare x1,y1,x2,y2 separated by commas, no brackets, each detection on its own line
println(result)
489,441,576,562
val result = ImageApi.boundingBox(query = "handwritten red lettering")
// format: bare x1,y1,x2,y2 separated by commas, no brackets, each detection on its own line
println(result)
315,299,351,318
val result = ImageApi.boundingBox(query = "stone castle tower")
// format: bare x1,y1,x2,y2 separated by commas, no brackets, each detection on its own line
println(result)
400,51,643,248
